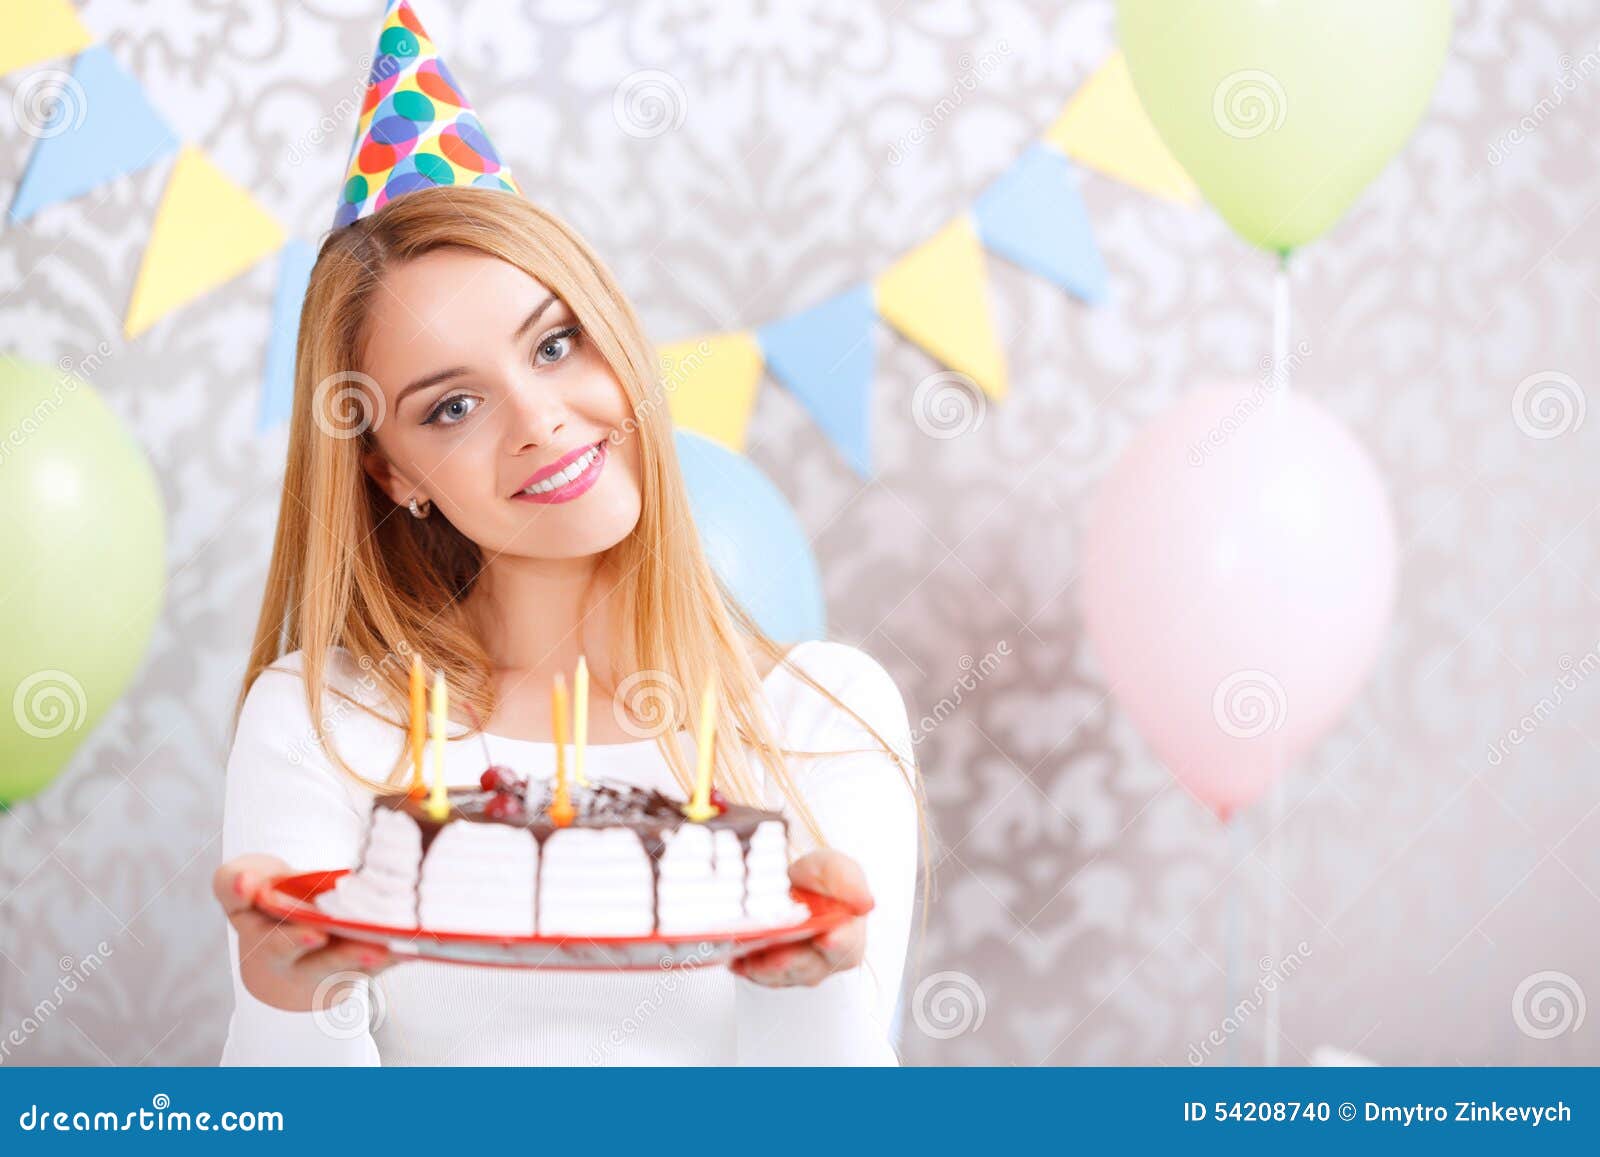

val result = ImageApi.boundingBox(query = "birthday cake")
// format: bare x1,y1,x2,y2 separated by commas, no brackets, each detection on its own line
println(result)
319,766,807,938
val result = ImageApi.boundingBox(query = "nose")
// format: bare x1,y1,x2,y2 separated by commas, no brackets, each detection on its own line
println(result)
504,376,566,453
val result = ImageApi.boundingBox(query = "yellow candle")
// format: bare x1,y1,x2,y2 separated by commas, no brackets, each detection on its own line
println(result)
549,673,575,827
682,673,717,822
573,656,590,788
425,669,449,819
407,653,426,797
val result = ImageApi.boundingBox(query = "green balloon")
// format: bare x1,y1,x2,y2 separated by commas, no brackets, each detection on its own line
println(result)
1117,0,1453,254
0,358,165,804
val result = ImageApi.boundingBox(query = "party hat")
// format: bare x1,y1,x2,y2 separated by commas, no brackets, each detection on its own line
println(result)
332,0,518,229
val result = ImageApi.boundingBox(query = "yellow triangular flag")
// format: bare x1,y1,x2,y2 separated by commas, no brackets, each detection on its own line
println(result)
659,332,764,452
0,0,93,78
874,216,1007,401
125,146,285,338
1045,52,1198,204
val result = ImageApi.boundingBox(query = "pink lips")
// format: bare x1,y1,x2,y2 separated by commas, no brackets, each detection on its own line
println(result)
511,441,607,505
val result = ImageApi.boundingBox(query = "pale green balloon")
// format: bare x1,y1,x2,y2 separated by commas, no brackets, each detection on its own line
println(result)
1117,0,1453,254
0,358,165,804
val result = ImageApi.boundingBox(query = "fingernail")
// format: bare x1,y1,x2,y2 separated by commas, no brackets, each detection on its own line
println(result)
233,873,252,898
359,951,384,967
299,931,321,947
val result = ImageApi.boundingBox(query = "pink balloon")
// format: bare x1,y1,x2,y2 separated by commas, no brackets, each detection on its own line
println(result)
1080,385,1397,820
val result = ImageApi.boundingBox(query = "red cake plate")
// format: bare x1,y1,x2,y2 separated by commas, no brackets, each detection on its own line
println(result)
255,869,853,971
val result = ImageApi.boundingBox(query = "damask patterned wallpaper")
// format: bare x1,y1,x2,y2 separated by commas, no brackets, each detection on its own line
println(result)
2,0,1597,1066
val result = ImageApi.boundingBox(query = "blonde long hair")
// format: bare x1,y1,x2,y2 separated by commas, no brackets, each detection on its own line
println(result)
234,186,928,904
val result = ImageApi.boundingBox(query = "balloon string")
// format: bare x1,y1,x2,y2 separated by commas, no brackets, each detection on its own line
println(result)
0,802,10,1035
1225,819,1241,1065
1263,254,1291,1068
1272,253,1291,406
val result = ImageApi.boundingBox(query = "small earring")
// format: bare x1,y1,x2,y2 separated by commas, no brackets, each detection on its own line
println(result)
408,497,431,519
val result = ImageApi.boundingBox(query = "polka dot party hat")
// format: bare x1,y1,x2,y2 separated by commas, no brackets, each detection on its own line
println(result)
332,0,518,229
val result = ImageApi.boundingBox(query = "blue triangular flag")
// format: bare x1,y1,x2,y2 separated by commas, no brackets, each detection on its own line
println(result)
974,143,1108,305
756,285,876,477
258,239,317,433
9,45,180,222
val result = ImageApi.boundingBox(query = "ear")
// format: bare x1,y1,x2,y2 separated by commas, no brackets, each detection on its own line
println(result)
360,445,410,508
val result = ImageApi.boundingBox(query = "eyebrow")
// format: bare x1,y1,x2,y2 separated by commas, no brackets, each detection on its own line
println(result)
396,293,563,413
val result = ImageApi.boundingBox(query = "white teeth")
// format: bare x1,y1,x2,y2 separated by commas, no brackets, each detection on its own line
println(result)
523,446,599,495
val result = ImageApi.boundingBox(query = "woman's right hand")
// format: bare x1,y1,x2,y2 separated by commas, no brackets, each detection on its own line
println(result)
213,854,397,1012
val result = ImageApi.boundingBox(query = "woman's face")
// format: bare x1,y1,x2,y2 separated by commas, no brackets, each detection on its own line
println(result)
357,247,643,561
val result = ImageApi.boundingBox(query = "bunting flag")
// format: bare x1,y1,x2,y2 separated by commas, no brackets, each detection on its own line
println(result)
975,144,1108,305
124,147,286,338
875,216,1008,402
8,45,178,223
3,9,1199,466
659,333,765,453
0,0,92,78
257,239,318,433
1045,52,1198,204
756,286,876,478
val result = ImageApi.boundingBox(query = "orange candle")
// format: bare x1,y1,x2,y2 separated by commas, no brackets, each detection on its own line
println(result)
407,653,426,796
549,673,575,827
681,673,717,822
424,669,450,820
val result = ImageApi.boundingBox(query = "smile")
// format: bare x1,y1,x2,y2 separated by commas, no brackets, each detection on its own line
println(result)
512,441,607,505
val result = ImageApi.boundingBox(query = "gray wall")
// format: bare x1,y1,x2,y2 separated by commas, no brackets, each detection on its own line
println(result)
2,0,1597,1065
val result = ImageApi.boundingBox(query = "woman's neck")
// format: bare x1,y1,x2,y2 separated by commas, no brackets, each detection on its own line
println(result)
466,550,619,681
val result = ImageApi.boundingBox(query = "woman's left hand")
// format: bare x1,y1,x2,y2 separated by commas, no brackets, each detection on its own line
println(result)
729,848,874,986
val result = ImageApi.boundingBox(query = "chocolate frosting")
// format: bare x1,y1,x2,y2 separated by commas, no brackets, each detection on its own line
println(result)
375,778,776,932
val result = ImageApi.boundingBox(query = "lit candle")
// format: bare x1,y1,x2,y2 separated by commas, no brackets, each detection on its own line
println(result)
682,672,717,822
408,653,426,797
549,673,575,827
573,656,590,788
425,668,449,819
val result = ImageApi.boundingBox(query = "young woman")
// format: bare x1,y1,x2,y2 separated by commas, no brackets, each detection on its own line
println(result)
212,186,925,1065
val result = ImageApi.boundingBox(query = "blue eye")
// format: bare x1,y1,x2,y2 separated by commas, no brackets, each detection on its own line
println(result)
536,325,581,365
422,393,479,427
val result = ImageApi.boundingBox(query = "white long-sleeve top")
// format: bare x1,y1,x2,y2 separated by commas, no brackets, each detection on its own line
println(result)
219,640,920,1065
